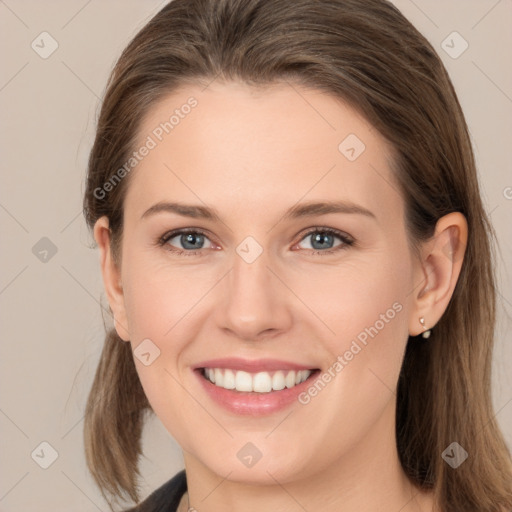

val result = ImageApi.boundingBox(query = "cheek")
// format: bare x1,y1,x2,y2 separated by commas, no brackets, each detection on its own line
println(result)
122,252,208,342
309,251,411,348
282,256,412,473
305,249,412,401
120,257,217,442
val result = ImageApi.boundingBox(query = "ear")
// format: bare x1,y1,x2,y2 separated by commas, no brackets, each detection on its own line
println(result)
93,216,130,342
409,212,468,336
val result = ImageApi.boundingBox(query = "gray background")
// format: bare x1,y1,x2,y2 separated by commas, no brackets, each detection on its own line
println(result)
1,1,511,510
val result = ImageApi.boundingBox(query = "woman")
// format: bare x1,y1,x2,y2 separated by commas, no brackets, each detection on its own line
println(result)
82,0,512,510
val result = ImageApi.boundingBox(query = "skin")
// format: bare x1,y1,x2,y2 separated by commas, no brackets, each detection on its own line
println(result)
94,81,467,512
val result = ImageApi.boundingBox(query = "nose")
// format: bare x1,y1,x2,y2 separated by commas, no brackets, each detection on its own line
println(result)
214,248,293,342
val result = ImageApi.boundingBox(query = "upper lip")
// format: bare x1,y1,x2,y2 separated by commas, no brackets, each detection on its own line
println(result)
193,357,318,373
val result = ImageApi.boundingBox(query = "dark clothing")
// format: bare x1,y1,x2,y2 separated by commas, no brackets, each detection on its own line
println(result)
124,470,187,512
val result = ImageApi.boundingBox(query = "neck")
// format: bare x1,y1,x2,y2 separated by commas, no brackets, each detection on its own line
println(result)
181,399,434,512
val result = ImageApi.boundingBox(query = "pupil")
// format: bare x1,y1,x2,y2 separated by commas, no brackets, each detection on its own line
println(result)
312,232,332,250
182,233,203,249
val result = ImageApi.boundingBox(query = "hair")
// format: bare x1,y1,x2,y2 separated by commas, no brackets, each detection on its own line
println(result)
82,0,512,510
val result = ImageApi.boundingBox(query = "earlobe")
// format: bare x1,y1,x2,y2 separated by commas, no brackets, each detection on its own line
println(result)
93,216,130,342
409,212,468,337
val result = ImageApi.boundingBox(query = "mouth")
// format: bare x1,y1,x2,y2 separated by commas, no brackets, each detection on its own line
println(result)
198,367,318,393
192,357,321,415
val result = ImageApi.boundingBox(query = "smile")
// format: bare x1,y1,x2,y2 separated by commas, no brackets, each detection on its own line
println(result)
201,368,313,393
193,357,321,415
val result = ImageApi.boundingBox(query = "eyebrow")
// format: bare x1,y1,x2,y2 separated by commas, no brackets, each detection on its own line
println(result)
140,200,376,222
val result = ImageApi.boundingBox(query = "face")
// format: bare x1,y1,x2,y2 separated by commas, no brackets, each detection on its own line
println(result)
108,81,423,484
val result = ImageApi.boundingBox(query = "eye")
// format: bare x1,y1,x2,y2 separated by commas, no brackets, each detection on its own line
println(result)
158,228,215,256
294,227,354,255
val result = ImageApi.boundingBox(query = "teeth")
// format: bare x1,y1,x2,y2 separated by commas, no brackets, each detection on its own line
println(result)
235,370,253,392
272,371,286,391
214,368,224,387
223,369,236,389
204,368,312,393
285,370,296,388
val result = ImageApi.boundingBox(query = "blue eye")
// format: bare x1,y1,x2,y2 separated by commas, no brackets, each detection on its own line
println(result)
159,229,213,256
158,227,354,257
298,228,353,253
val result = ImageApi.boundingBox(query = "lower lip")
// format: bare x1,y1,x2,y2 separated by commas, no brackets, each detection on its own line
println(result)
194,369,319,416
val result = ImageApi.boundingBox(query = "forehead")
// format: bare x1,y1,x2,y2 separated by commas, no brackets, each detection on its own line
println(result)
124,81,402,225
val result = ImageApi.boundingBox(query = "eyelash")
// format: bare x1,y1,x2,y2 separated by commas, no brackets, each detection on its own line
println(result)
156,227,355,257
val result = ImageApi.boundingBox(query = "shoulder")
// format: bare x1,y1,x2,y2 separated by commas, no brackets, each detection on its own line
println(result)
123,470,187,512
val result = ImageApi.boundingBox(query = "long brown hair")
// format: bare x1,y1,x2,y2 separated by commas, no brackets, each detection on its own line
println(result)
82,0,512,510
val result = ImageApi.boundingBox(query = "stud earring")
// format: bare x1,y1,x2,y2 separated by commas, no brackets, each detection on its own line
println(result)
419,317,432,339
